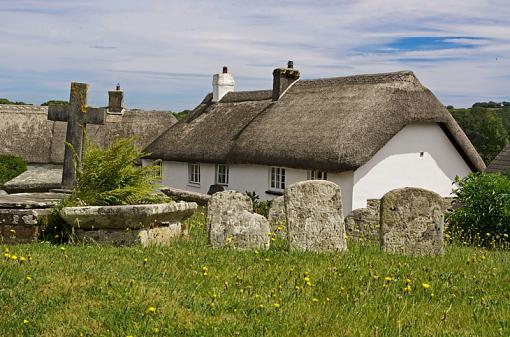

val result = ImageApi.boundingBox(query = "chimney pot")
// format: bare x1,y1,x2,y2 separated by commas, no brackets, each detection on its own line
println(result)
108,85,125,113
272,62,300,101
212,66,235,102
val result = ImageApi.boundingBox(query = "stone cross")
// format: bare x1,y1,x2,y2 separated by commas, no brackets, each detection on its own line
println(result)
48,82,107,188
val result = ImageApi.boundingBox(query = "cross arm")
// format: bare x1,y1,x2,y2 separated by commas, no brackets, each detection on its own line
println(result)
83,107,107,125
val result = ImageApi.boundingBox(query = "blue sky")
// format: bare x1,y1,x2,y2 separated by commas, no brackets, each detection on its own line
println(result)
0,0,509,110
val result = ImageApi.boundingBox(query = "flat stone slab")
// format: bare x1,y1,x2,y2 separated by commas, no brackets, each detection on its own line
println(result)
4,167,62,193
0,192,68,209
60,201,197,229
75,223,185,247
161,187,211,205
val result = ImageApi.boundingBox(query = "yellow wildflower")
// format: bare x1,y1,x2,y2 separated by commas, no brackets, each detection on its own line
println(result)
26,276,32,282
153,327,160,333
146,306,157,314
20,256,26,263
384,276,393,282
273,303,281,308
9,229,16,234
202,266,208,276
304,276,311,283
422,283,431,289
312,298,319,302
11,255,17,260
59,246,66,252
23,319,29,324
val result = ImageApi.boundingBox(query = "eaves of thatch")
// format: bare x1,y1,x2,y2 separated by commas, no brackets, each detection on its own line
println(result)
145,71,485,173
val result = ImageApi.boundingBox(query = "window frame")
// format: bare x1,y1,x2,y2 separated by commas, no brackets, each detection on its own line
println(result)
269,167,286,191
188,163,201,185
308,170,328,180
215,164,229,186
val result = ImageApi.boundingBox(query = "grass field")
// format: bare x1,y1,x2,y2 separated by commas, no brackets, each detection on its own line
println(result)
1,212,509,336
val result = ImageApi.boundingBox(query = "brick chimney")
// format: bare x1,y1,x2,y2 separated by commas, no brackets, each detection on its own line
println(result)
108,83,124,113
272,60,300,101
212,66,235,102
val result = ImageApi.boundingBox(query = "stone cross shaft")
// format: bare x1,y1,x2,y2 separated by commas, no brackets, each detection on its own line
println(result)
48,82,106,188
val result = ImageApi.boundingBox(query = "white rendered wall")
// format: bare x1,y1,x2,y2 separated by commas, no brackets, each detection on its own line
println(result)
352,123,472,210
159,161,354,213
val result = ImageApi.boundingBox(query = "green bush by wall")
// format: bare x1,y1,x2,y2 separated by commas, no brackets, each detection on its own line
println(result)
0,154,27,188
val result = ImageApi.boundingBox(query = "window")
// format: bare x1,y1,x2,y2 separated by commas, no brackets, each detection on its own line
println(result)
308,170,327,180
188,163,200,184
216,164,229,185
270,167,286,191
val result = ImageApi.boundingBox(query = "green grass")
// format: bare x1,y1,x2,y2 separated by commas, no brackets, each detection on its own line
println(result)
1,212,509,336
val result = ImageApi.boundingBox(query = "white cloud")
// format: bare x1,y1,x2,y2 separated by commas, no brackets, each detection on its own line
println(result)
0,0,509,109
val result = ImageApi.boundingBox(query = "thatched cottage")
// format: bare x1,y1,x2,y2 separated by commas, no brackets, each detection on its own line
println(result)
0,87,177,167
145,63,485,214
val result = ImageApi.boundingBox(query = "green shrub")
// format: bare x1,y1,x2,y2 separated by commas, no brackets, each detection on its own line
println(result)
71,137,168,206
0,154,27,187
245,191,272,218
447,172,510,246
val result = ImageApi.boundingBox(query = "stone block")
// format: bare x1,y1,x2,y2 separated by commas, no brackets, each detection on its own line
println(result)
4,167,63,193
285,180,346,252
207,190,269,250
345,206,379,242
380,187,444,256
75,222,185,247
0,209,49,243
267,196,286,238
161,187,211,205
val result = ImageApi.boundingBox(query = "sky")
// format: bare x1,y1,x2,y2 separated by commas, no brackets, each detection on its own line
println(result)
0,0,509,111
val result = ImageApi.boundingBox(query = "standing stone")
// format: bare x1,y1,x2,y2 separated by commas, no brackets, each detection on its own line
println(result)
380,187,444,256
207,190,270,250
267,196,286,238
285,181,346,252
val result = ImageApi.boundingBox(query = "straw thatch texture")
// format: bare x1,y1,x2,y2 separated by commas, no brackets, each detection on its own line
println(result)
485,144,510,173
145,71,485,172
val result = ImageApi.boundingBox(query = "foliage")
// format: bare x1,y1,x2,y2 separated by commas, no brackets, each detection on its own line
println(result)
1,211,510,336
172,109,191,121
450,107,508,163
0,154,27,188
68,137,168,206
41,100,69,107
447,172,510,246
245,191,272,218
0,98,29,105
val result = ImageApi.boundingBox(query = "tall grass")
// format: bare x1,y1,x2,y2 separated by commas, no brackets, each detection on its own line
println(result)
1,212,509,336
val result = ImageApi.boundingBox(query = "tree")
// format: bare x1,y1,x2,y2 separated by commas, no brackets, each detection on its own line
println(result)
0,98,29,105
451,107,509,164
41,100,68,106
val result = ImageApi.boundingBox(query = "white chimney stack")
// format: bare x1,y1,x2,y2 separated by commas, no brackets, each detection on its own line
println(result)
212,66,235,102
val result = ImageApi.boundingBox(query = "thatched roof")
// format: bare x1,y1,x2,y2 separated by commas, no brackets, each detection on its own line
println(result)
145,71,485,172
0,105,177,164
485,144,510,173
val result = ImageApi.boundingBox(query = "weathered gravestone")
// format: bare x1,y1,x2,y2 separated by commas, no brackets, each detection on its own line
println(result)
285,181,346,252
207,190,270,250
345,199,380,242
48,82,107,188
267,196,286,238
380,187,444,256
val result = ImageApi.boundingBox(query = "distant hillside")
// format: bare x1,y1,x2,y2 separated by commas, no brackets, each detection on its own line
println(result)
448,103,510,165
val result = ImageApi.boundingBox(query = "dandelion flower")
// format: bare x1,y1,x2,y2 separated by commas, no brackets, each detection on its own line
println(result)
273,303,281,308
384,276,393,282
26,276,32,282
23,319,29,324
59,246,66,252
11,255,18,260
312,298,319,302
422,283,431,289
20,256,26,263
304,276,311,283
146,306,157,314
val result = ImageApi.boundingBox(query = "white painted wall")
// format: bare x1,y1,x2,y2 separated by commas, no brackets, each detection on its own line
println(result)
352,123,472,210
158,161,354,213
